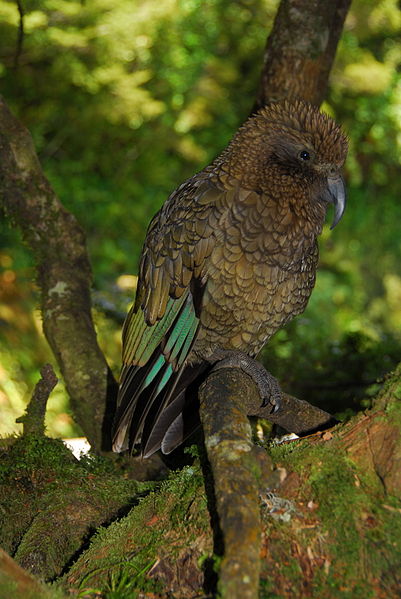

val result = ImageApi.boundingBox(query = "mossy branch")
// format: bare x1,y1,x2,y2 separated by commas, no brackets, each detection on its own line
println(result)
199,369,263,599
198,367,337,599
0,95,118,450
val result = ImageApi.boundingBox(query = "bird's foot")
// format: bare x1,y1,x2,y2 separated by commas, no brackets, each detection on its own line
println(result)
210,350,281,414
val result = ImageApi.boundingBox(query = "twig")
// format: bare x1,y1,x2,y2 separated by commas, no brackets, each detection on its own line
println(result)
13,0,24,69
246,389,337,435
16,364,58,435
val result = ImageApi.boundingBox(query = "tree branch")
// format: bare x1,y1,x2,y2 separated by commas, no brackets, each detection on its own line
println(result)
13,0,25,69
0,96,117,450
255,0,352,108
198,367,336,599
199,369,263,599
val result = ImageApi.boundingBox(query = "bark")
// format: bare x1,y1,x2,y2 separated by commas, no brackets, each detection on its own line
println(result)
0,96,117,450
16,364,58,436
255,0,352,108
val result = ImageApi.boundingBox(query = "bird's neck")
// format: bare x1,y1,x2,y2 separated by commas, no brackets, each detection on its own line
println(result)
215,136,270,191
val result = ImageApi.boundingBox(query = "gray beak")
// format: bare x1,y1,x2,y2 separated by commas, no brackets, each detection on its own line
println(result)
327,175,346,229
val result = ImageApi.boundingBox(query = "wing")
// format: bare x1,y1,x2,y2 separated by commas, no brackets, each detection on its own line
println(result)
112,173,230,456
137,174,227,325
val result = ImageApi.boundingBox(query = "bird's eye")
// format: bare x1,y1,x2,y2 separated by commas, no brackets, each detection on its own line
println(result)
299,150,310,161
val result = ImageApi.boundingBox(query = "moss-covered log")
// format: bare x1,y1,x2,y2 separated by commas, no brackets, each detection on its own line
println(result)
2,365,398,598
0,434,153,585
68,366,401,597
63,465,213,598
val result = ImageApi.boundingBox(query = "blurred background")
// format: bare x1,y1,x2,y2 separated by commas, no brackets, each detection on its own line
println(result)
0,0,400,440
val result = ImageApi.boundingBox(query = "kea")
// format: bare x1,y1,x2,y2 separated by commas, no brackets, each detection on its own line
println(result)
112,99,348,458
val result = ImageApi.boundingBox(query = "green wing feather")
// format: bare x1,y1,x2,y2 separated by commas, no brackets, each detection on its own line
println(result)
122,293,187,367
112,291,200,454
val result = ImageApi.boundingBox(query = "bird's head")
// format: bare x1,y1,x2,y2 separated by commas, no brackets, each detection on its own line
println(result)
227,99,348,229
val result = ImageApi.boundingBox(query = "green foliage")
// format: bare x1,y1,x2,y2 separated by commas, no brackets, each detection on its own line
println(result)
0,0,401,434
0,0,278,278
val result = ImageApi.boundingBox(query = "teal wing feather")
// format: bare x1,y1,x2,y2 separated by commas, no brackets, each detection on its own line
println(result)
112,291,200,454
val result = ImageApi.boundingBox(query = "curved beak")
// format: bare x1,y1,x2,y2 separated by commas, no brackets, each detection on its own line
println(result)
327,175,346,229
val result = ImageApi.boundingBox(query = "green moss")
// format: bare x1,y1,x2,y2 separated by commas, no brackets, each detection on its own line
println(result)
375,364,401,417
261,432,401,597
65,464,211,596
268,437,312,465
308,452,369,591
0,575,65,599
288,444,378,595
0,434,75,483
383,383,401,429
0,434,155,581
363,500,401,590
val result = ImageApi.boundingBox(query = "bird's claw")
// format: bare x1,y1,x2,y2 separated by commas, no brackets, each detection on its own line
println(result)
261,385,281,414
211,350,282,414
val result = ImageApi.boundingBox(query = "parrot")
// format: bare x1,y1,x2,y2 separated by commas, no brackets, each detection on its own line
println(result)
112,99,348,458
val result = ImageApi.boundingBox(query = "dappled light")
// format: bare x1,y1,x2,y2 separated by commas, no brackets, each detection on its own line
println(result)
2,2,401,598
0,0,400,438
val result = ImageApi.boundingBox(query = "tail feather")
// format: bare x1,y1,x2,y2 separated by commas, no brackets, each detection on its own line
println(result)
143,361,209,457
161,414,185,456
144,391,186,457
131,354,184,447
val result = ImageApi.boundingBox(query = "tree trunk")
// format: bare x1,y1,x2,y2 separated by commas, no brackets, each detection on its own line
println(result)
255,0,352,109
0,97,117,450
